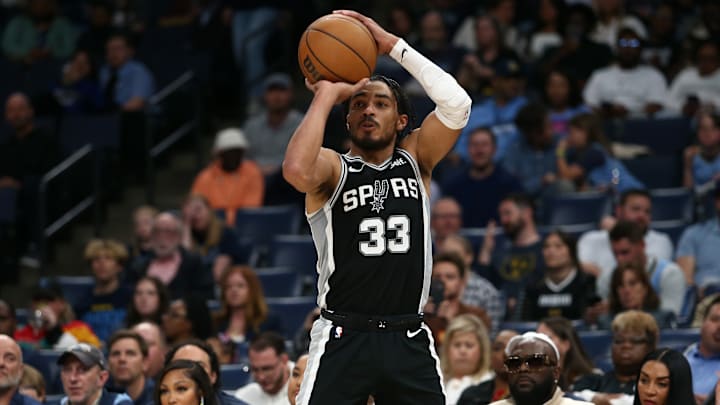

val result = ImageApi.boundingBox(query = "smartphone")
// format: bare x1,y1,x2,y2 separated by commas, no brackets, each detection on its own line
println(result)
430,278,445,308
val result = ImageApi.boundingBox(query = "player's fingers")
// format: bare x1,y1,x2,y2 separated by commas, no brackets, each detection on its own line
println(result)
351,78,369,92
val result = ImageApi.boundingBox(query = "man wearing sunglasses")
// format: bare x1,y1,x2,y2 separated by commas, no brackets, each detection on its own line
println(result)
490,332,591,405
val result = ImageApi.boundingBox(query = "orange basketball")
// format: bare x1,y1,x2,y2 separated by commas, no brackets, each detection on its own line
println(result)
298,14,377,84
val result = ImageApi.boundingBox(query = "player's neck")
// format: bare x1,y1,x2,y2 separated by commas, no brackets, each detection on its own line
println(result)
348,144,395,166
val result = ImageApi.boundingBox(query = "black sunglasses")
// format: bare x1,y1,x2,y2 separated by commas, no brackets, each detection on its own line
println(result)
504,353,556,373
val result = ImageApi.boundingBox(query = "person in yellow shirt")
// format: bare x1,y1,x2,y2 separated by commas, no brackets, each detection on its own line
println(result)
191,128,265,226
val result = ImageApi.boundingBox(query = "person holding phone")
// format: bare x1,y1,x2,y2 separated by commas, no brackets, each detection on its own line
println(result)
424,252,491,346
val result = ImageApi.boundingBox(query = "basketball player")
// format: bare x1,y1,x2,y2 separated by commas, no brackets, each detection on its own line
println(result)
283,9,471,405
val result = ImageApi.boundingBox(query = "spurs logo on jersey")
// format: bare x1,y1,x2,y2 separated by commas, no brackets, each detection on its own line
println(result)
307,148,432,315
342,177,419,213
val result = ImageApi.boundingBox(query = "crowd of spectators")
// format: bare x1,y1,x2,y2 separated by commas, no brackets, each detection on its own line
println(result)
1,0,720,404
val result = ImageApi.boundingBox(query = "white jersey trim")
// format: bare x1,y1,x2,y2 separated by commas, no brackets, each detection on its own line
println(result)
296,317,333,405
395,148,433,313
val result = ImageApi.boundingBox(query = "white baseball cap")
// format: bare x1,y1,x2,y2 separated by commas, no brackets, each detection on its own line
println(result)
214,128,249,152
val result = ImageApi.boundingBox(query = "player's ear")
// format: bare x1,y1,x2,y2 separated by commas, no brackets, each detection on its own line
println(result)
396,114,408,131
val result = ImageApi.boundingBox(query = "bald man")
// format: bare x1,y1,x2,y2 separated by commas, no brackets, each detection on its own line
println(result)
130,322,166,379
490,332,592,405
0,335,42,405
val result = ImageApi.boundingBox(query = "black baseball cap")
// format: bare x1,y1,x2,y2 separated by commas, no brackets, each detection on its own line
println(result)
57,343,107,370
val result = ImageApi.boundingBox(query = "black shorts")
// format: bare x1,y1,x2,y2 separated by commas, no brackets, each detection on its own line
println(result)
296,315,445,405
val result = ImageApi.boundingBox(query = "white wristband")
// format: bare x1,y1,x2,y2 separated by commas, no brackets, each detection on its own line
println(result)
389,39,471,129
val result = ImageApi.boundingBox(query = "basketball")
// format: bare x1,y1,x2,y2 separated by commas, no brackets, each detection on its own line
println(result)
298,14,377,84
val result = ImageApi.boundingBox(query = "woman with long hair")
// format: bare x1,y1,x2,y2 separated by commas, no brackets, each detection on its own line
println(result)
522,231,597,321
441,314,493,405
126,276,171,327
162,295,214,345
633,348,695,405
599,263,675,329
537,316,595,390
155,359,218,405
212,265,282,345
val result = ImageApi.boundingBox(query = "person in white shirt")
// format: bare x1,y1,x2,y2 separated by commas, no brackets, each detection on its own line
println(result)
578,189,673,295
666,41,720,117
235,332,292,405
583,27,667,118
607,221,686,315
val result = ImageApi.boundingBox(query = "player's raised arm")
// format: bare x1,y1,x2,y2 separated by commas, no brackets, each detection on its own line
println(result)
282,78,368,194
334,9,472,172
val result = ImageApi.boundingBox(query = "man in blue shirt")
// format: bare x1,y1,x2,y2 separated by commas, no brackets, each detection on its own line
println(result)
676,187,720,291
58,343,133,405
684,295,720,402
99,34,155,112
0,335,42,405
442,127,523,228
107,331,153,405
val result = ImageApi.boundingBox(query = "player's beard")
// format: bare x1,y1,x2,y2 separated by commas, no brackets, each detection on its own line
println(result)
509,373,555,405
350,120,395,151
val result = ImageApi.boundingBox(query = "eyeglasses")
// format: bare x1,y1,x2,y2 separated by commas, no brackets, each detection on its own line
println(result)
612,336,648,346
504,353,556,373
618,38,641,48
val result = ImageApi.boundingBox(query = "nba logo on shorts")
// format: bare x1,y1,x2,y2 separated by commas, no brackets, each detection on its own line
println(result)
333,326,343,339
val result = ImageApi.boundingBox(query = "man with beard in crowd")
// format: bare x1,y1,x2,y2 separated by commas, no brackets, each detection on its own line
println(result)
0,335,41,405
478,193,545,318
490,332,591,405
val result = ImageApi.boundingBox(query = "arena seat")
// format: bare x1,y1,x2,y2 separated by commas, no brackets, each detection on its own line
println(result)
265,296,317,340
234,206,303,247
650,188,694,222
651,219,687,247
623,155,682,189
220,363,252,391
57,113,120,155
659,328,699,352
541,191,611,226
458,228,508,257
579,330,613,360
0,188,17,224
612,117,692,154
256,267,302,297
267,235,317,276
38,276,94,311
677,286,699,328
24,349,64,394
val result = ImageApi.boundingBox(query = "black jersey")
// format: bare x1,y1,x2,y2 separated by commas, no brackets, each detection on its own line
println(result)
308,148,432,316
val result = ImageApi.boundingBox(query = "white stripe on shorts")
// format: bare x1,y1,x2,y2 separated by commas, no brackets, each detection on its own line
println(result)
296,316,333,405
422,322,447,399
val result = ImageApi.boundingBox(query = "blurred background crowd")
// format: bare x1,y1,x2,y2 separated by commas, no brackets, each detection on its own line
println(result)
0,0,719,404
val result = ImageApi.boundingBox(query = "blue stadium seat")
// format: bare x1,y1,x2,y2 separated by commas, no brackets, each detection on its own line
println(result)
44,394,64,405
613,117,692,154
498,321,539,333
39,276,94,311
579,330,613,360
206,299,221,312
677,286,699,328
659,328,699,352
234,206,303,249
256,267,302,297
623,155,683,189
651,219,687,247
268,235,317,278
457,228,508,257
650,188,694,222
537,223,596,241
219,363,251,391
266,296,317,340
24,349,64,394
542,191,611,226
0,188,17,224
15,308,28,326
57,114,120,155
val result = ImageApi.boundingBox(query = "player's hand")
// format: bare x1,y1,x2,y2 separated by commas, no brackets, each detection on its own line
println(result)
333,10,398,54
305,77,369,105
